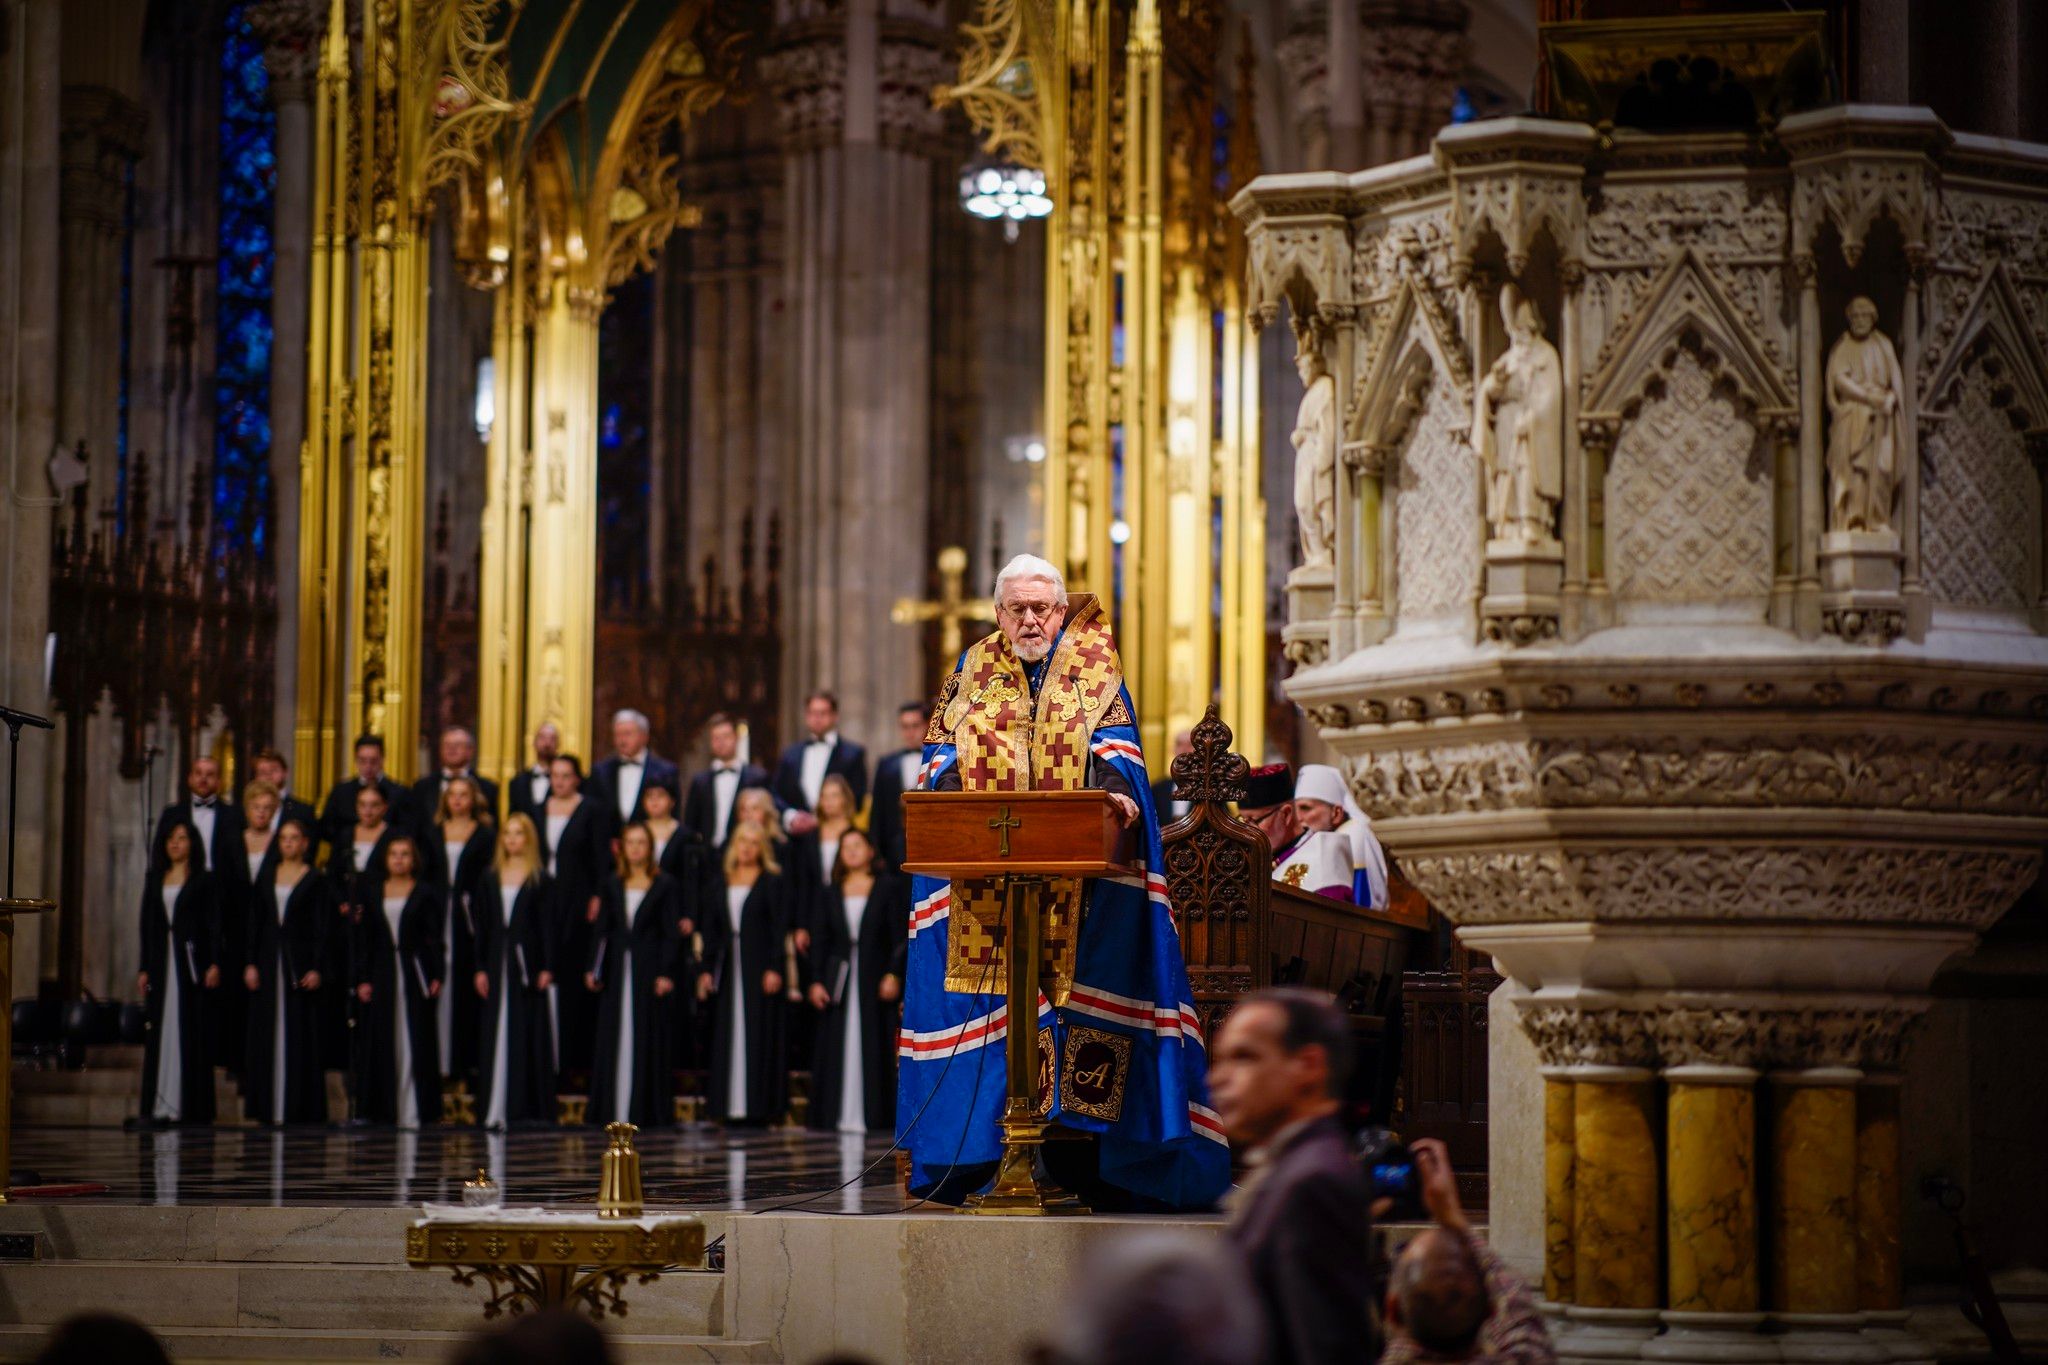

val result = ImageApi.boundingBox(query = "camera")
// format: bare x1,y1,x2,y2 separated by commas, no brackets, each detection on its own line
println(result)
1354,1126,1425,1221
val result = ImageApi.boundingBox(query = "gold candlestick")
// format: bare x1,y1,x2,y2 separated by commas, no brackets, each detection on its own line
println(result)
598,1122,643,1218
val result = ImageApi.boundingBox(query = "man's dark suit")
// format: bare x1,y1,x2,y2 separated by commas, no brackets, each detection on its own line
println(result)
1226,1113,1380,1365
506,763,555,825
683,761,769,846
151,798,242,873
589,752,680,836
770,736,869,814
409,769,501,833
867,746,923,871
319,776,412,852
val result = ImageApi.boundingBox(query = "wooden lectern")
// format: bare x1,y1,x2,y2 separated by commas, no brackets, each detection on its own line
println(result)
900,789,1139,1215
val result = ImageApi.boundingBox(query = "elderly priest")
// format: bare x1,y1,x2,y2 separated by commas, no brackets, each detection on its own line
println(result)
898,554,1230,1210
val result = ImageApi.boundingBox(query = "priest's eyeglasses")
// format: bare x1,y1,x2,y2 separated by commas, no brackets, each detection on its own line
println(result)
998,601,1061,622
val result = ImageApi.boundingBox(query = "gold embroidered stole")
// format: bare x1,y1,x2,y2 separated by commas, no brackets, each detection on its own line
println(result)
932,596,1128,1001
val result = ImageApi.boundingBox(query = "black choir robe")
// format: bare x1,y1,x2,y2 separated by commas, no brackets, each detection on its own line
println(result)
243,867,330,1124
213,830,277,1083
323,824,398,1071
653,824,716,1068
539,796,608,1079
806,873,909,1132
351,882,445,1125
473,875,557,1125
409,770,501,836
507,764,556,825
138,869,221,1123
784,827,846,938
427,822,496,1083
699,871,790,1125
590,753,681,834
586,874,684,1128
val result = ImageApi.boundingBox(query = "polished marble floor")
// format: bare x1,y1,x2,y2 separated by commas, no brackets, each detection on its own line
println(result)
6,1124,915,1212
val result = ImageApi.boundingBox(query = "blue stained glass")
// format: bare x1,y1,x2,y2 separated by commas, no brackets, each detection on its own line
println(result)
1451,86,1477,125
214,3,276,558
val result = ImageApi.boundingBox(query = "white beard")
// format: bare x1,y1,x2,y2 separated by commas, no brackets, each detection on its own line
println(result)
1015,638,1051,663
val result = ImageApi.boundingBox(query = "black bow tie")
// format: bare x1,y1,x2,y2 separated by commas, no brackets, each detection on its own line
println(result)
621,757,643,768
191,797,216,808
808,739,831,748
714,763,740,774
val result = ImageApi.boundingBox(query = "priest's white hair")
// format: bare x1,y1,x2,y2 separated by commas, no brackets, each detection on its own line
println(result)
992,553,1068,609
612,708,650,732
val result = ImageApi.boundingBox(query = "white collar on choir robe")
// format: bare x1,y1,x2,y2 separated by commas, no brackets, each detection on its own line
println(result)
898,749,920,790
799,732,838,809
1272,829,1354,900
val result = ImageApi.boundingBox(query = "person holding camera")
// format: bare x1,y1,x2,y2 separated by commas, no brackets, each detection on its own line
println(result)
1211,986,1380,1365
1384,1137,1553,1365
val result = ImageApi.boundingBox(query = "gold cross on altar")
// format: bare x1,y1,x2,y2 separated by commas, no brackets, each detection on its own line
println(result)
988,805,1021,856
892,545,991,663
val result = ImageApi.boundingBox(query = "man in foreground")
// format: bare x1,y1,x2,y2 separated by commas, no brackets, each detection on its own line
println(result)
1384,1137,1553,1365
1211,987,1379,1364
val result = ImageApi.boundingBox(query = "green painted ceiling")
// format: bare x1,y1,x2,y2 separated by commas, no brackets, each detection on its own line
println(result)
490,0,681,195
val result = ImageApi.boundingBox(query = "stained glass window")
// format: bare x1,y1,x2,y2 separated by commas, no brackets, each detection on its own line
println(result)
214,2,276,557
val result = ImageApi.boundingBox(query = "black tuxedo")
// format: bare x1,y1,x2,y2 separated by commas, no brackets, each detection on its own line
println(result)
507,763,557,825
683,762,770,847
273,794,321,841
867,747,924,872
590,752,680,836
409,770,501,832
152,798,242,874
771,736,869,814
319,776,411,852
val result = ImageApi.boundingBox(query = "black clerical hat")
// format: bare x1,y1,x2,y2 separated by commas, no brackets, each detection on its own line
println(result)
1242,762,1293,811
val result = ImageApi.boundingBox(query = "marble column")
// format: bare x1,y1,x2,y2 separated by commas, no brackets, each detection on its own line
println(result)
1543,1073,1576,1303
57,85,146,494
1275,0,1332,170
1771,1066,1884,1364
250,0,324,750
767,5,950,749
1570,1066,1662,1356
1652,1064,1773,1365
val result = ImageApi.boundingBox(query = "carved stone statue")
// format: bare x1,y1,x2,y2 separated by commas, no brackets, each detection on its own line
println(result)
1825,296,1905,535
1291,330,1337,568
1478,284,1564,546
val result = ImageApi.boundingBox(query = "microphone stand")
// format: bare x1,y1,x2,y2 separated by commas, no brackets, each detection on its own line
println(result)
0,704,56,901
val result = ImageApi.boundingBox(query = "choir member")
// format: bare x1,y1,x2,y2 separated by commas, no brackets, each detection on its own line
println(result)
137,822,221,1125
152,755,239,872
352,836,443,1128
541,753,607,1080
508,722,562,826
217,779,283,1083
319,734,411,851
804,828,908,1135
732,788,785,849
324,783,398,1072
771,691,868,833
867,701,929,872
411,726,500,834
683,713,769,848
243,817,328,1125
430,775,494,1084
697,822,789,1126
789,773,859,941
252,747,320,847
591,709,680,835
585,824,682,1127
640,781,710,934
473,814,556,1128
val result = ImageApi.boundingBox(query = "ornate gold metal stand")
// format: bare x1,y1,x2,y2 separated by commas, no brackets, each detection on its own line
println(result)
964,874,1089,1216
405,1217,705,1320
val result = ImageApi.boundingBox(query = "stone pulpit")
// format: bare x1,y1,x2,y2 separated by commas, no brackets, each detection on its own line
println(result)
1236,18,2048,1365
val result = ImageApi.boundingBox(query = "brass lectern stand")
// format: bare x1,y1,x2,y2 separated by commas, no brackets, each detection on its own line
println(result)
901,789,1137,1216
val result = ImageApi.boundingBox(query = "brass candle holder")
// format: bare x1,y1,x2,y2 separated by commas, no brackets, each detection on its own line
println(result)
597,1122,643,1218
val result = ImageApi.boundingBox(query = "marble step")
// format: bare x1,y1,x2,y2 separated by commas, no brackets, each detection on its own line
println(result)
0,1202,734,1265
0,1257,725,1336
0,1325,776,1363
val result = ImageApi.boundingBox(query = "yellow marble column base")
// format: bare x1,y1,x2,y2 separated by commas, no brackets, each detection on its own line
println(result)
1667,1070,1759,1314
1573,1070,1660,1311
1771,1070,1860,1316
1855,1078,1902,1314
1544,1073,1576,1304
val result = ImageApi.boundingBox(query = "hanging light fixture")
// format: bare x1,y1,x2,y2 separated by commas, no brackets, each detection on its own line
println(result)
959,156,1052,241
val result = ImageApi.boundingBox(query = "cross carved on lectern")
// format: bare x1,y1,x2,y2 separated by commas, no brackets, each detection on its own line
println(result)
988,805,1021,856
